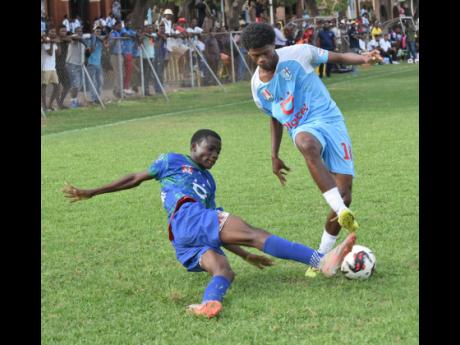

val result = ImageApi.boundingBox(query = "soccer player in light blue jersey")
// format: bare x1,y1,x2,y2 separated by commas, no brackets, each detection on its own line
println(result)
63,129,356,318
241,23,382,277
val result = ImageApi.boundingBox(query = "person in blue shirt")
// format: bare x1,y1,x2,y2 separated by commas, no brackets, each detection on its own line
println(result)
242,23,382,278
86,26,106,103
108,21,124,97
121,19,137,95
63,129,356,319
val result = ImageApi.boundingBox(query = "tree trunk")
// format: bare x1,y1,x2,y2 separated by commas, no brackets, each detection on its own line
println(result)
127,0,155,29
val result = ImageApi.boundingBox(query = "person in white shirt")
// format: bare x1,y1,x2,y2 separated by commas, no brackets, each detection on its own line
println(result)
62,14,70,33
273,22,286,49
377,33,398,64
41,28,60,111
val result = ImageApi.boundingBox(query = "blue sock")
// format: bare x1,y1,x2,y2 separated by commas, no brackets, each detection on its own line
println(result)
202,275,231,303
263,235,324,268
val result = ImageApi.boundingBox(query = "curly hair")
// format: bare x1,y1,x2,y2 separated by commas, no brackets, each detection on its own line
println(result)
191,129,221,145
241,23,275,50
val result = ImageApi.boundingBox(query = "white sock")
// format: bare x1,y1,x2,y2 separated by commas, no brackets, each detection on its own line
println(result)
318,229,338,255
322,187,347,215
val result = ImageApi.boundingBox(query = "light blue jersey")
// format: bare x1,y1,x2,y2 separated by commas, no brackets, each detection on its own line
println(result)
251,44,355,176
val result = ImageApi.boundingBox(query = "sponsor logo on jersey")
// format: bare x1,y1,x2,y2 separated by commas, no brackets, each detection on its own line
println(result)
181,165,193,174
261,88,274,102
281,67,292,80
282,103,309,130
280,95,295,115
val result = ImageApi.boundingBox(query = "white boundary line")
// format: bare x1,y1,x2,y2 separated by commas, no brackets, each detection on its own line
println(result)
43,66,417,138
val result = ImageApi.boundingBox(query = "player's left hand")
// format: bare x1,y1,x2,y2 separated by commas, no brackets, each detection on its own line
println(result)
362,49,383,65
244,253,274,269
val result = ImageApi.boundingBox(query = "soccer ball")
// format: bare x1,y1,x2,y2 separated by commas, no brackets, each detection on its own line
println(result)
340,245,376,280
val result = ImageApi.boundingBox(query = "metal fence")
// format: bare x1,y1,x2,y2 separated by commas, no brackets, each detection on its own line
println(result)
42,31,255,113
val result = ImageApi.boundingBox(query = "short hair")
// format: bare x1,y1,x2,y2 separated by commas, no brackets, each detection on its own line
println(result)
241,23,275,50
191,129,221,145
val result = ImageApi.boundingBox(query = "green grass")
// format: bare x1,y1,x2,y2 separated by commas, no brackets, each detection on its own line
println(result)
42,64,419,345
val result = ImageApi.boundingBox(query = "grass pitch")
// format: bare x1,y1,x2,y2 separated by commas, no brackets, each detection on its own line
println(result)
42,64,419,345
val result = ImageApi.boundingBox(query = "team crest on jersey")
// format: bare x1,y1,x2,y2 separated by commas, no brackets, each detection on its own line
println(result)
261,88,274,102
181,165,193,174
281,67,292,81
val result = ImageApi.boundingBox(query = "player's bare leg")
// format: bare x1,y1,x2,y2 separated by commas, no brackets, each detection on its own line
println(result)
187,250,235,319
319,232,356,277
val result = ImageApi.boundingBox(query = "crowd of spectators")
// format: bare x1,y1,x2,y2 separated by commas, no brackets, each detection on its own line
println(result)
41,0,419,111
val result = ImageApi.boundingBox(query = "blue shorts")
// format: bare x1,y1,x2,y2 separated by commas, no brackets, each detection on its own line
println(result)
170,202,226,272
291,120,355,176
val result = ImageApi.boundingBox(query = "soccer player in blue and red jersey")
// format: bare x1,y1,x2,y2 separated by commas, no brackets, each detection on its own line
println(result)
241,23,382,277
63,129,356,319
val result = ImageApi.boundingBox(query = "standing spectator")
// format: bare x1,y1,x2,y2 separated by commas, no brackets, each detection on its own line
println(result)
347,21,361,53
248,0,257,23
86,26,105,104
41,28,60,111
203,28,220,85
130,28,143,95
109,21,124,98
273,21,286,49
69,17,77,33
317,21,335,78
56,25,71,109
195,0,206,27
141,24,155,96
41,15,47,33
154,22,168,93
65,26,86,108
62,14,70,33
121,20,137,95
283,23,297,46
112,0,121,19
255,0,265,23
405,20,418,63
105,13,115,31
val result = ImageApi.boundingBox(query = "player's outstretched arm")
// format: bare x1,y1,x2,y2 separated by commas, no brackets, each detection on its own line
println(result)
223,244,274,269
63,170,154,203
327,49,383,66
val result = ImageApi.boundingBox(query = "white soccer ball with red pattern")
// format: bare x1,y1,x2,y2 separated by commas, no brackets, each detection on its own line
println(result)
340,245,376,280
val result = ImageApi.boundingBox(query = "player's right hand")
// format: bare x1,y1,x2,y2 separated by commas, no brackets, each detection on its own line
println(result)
272,157,290,186
62,182,92,202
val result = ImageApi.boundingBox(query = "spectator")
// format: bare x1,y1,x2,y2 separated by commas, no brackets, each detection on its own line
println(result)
121,19,137,95
86,26,106,103
153,21,168,93
273,21,286,49
195,0,207,28
131,28,143,95
283,23,297,46
65,26,86,108
361,13,370,28
41,15,47,33
109,20,124,98
56,25,71,109
141,24,155,96
41,27,60,111
317,21,336,78
371,21,383,39
367,33,381,51
379,33,398,64
203,28,220,85
404,20,418,63
255,0,265,23
248,0,257,23
347,21,361,53
112,0,121,19
106,13,115,31
235,20,249,81
62,14,70,33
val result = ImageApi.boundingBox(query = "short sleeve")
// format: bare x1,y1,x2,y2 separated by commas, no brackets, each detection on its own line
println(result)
148,153,168,179
305,44,329,66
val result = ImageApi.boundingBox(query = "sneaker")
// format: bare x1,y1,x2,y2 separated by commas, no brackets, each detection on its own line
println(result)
305,266,320,278
337,208,359,232
187,301,222,319
414,58,419,64
319,232,356,277
124,88,134,95
392,61,400,64
69,99,78,109
407,58,413,64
